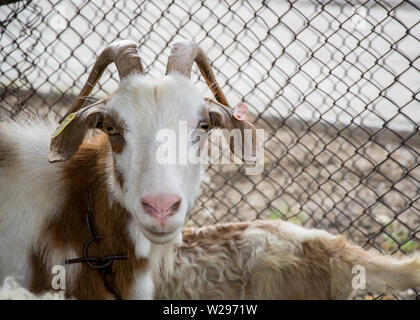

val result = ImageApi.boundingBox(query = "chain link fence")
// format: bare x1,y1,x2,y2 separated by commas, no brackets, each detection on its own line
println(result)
1,0,419,299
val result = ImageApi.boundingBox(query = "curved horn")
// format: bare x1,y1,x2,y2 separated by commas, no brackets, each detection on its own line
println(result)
62,40,143,121
166,40,229,107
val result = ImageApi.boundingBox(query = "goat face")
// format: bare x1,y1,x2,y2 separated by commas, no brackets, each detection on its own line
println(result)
48,40,259,244
106,74,204,243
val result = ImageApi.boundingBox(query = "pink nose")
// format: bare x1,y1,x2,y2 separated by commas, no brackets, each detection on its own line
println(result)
141,194,182,220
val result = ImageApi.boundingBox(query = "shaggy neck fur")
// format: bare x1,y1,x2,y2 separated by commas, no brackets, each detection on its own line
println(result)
30,135,150,299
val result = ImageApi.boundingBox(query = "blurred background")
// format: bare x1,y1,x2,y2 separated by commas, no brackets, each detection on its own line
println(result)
1,0,419,299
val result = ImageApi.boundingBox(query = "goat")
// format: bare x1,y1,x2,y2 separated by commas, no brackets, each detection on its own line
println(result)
154,220,420,300
0,40,258,299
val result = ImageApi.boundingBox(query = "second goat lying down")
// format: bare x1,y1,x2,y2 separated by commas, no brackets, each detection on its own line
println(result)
154,220,420,299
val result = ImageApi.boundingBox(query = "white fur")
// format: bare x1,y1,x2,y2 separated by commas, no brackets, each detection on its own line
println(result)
127,218,151,258
128,241,176,300
0,118,65,287
128,268,154,300
0,277,65,300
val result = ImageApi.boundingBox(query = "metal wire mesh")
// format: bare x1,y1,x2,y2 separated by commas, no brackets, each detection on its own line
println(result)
1,0,419,299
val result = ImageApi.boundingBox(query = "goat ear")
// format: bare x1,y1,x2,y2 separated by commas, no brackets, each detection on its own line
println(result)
48,104,105,163
205,99,260,163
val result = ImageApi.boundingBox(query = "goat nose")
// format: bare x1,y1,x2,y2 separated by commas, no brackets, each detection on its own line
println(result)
141,194,182,220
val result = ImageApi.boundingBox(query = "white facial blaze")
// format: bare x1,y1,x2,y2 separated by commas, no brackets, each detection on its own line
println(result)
105,74,203,245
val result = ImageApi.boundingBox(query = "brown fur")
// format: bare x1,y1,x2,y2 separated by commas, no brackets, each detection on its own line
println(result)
29,250,51,295
155,220,420,300
182,222,249,244
98,111,126,154
29,136,146,299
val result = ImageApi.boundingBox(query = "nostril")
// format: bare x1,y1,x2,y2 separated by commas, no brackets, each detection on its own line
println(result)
169,200,182,214
141,194,182,218
141,201,155,212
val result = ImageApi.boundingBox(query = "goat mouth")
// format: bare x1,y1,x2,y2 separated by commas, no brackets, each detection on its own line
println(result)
132,216,178,243
140,225,177,242
144,229,177,244
146,229,172,236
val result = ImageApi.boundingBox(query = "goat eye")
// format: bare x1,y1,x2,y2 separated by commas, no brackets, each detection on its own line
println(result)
199,122,210,131
105,126,117,135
